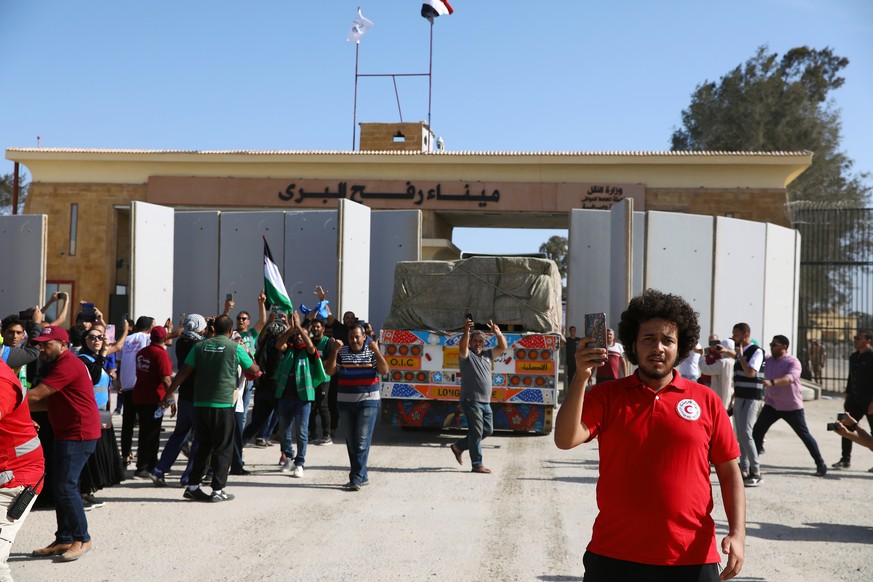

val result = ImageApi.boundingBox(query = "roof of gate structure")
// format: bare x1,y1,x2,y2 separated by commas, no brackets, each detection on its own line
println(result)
7,147,812,229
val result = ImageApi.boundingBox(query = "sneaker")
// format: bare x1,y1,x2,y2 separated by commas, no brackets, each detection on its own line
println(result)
229,468,251,476
292,464,304,478
133,468,151,479
151,473,167,487
183,487,212,502
743,474,763,487
868,466,873,473
815,465,828,477
84,494,105,509
831,458,850,469
211,490,235,502
359,479,369,487
344,481,361,492
82,497,93,511
254,438,269,448
317,436,333,445
280,458,294,473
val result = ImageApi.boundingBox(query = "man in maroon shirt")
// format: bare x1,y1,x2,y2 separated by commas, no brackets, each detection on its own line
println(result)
26,326,101,562
132,326,173,479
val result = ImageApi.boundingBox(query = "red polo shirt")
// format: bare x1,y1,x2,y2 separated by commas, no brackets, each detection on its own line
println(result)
580,370,739,566
132,344,173,406
40,350,102,441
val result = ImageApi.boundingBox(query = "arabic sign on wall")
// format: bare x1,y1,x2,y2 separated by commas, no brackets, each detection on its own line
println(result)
147,176,646,212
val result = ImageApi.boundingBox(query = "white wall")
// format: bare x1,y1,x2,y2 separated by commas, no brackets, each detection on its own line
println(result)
712,216,767,342
219,212,285,318
567,209,611,332
337,200,372,322
645,211,715,334
762,224,800,345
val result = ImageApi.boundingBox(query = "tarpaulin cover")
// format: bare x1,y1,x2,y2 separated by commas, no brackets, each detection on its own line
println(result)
382,257,563,333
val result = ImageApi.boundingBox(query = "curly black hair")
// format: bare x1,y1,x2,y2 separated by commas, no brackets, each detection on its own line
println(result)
617,289,700,366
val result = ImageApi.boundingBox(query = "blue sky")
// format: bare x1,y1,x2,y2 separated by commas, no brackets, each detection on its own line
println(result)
2,0,871,253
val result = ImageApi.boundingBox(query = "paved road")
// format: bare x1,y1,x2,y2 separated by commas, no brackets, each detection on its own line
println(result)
10,394,873,581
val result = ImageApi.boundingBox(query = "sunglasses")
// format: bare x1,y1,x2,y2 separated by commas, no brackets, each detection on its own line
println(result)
237,317,249,321
86,334,105,341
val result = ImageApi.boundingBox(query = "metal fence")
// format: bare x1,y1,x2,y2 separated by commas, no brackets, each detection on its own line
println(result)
789,203,873,393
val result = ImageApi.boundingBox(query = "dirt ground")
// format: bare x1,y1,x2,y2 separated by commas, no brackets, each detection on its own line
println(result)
9,393,873,581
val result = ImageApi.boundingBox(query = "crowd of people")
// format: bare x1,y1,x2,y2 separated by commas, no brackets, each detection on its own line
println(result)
1,285,870,580
557,292,873,580
0,285,392,577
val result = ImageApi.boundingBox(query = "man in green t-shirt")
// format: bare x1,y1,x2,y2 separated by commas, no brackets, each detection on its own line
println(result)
162,316,260,502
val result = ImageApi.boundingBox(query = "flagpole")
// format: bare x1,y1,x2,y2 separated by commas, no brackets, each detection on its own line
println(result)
352,41,360,150
427,20,433,130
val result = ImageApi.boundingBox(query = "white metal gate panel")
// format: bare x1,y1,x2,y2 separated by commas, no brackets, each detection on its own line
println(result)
712,216,767,342
370,210,421,334
130,202,174,323
567,209,611,332
0,215,46,315
219,212,285,318
762,224,800,345
645,211,715,334
337,200,372,322
283,211,338,312
173,211,220,322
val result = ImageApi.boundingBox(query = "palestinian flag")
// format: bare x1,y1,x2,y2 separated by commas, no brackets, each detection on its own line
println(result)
421,0,453,23
263,237,294,313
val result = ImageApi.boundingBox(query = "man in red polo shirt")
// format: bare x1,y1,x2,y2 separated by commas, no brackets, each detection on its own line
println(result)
26,326,101,563
0,360,44,581
132,326,173,479
555,290,745,581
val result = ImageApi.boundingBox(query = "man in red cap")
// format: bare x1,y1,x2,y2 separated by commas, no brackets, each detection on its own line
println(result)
26,326,101,562
132,325,173,479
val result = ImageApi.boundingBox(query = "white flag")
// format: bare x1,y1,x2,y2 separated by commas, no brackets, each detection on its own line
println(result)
347,8,373,44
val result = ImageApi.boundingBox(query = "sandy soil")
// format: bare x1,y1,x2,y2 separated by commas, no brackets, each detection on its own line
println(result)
9,393,873,581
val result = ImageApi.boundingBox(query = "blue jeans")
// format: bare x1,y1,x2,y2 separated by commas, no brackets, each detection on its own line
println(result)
753,405,825,469
52,439,97,543
454,400,493,468
277,392,312,466
338,403,378,485
154,399,195,479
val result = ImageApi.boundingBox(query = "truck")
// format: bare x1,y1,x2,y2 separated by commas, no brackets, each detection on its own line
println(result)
379,256,564,435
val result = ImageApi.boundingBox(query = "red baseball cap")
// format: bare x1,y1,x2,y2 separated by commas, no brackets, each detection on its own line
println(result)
32,326,70,344
150,326,168,342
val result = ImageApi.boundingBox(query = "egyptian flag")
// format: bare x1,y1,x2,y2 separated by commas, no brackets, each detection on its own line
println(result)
421,0,453,23
263,237,294,313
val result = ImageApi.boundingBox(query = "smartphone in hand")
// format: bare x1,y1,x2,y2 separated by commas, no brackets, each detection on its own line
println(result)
584,313,608,349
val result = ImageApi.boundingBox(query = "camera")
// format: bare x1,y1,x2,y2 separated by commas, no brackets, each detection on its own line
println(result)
828,413,856,432
464,312,473,322
18,308,35,321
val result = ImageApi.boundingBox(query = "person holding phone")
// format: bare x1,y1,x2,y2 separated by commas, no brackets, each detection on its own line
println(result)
448,315,507,474
555,290,745,581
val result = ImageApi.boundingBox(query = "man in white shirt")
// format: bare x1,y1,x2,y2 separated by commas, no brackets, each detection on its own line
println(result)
118,316,154,465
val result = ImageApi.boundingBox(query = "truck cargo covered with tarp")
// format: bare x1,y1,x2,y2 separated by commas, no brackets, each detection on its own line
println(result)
380,257,564,435
382,257,563,333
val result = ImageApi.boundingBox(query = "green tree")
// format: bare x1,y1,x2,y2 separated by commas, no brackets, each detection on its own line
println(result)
671,45,869,204
539,235,568,280
0,172,29,214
